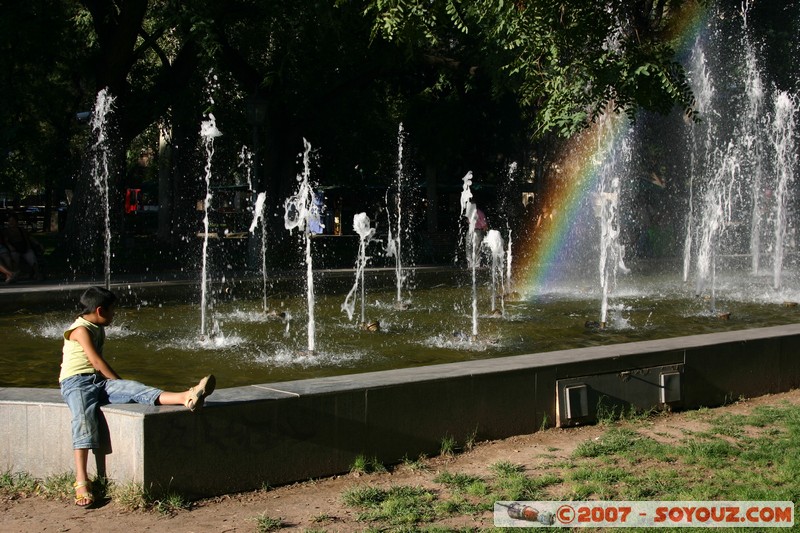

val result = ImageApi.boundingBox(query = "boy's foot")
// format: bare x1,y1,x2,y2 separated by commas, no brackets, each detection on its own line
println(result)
185,374,216,411
73,480,94,507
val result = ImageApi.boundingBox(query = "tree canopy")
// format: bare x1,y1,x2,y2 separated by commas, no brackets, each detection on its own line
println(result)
1,0,731,270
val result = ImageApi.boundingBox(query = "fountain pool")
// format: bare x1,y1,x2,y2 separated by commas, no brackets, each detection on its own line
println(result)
6,2,796,395
3,263,800,390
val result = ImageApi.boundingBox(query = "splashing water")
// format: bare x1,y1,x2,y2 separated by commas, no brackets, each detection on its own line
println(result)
744,44,767,275
90,88,115,289
771,92,798,290
696,139,740,311
595,119,632,326
459,171,478,337
504,161,518,295
239,145,254,190
284,139,319,352
199,113,222,337
385,123,408,306
683,40,716,283
483,229,506,316
249,191,269,311
343,213,377,323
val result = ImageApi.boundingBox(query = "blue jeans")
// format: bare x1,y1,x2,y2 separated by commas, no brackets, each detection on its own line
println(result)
60,373,163,449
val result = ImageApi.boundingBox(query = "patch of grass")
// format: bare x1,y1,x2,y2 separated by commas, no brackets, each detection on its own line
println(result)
567,482,601,500
0,470,39,496
111,482,148,510
342,485,438,525
152,491,190,515
489,460,524,477
36,472,75,499
401,453,430,472
463,427,478,452
342,486,386,507
350,454,387,474
486,460,561,501
433,471,487,496
622,468,688,499
539,413,550,431
311,512,335,523
595,397,651,424
491,472,541,501
440,434,457,457
746,404,792,427
573,427,641,458
678,436,739,467
709,412,746,437
685,406,712,420
434,495,482,516
569,465,628,485
252,513,284,532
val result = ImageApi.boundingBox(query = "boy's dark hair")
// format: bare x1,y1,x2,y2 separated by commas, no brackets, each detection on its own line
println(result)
79,286,117,315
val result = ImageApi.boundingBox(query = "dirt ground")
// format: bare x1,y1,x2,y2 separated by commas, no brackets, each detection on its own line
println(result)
4,389,800,533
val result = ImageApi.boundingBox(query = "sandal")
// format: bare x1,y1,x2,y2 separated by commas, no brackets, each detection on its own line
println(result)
73,480,94,507
185,374,216,411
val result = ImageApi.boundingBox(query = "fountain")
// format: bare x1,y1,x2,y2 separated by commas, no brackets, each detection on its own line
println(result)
249,191,269,312
771,92,798,290
2,1,798,394
90,88,115,290
505,162,518,297
678,3,798,305
284,139,320,352
483,229,506,317
199,113,222,337
342,212,377,327
459,171,479,338
594,117,631,327
385,123,408,309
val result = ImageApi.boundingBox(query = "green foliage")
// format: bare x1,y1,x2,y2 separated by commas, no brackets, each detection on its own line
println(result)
489,460,524,477
153,490,191,515
433,471,488,495
573,427,642,458
112,482,149,511
253,513,284,532
363,0,698,138
37,472,78,500
401,453,430,471
350,454,388,474
342,485,438,525
439,434,457,456
0,470,39,495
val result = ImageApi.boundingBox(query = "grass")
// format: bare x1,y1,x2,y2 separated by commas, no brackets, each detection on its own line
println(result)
350,454,388,475
337,401,800,529
439,434,457,457
0,473,190,515
0,471,39,495
253,513,283,532
342,485,438,525
400,453,430,472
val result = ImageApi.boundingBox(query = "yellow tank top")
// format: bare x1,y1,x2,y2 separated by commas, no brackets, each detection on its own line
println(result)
59,316,104,382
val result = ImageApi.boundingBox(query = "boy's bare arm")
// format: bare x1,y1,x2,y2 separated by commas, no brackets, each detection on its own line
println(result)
70,327,121,380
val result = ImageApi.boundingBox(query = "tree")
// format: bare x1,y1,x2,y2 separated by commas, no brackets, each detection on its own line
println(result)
363,0,697,139
0,1,86,216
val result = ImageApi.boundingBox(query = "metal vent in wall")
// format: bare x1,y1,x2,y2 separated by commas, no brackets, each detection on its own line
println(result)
556,364,683,427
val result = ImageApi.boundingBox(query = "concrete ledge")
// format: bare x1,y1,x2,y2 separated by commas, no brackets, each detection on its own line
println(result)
3,323,800,497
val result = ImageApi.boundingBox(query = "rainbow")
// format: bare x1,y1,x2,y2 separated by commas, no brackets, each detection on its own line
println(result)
513,1,711,297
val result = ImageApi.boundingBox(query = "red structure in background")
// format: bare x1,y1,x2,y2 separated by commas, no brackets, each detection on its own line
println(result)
125,188,142,214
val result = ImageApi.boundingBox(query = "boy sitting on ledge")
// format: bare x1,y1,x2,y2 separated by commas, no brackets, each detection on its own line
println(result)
59,286,216,507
